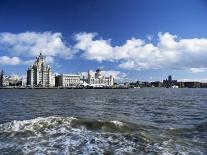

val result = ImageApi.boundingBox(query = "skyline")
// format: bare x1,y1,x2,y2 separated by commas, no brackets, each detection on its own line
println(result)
1,0,207,82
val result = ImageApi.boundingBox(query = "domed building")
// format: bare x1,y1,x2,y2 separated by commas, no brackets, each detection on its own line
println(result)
87,69,114,87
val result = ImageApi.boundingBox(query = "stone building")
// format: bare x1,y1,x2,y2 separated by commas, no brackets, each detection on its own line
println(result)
27,53,52,87
87,69,114,86
55,74,80,87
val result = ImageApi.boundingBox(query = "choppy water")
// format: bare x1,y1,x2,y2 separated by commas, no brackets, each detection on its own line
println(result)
0,88,206,155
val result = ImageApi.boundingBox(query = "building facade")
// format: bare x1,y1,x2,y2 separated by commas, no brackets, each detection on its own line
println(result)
87,69,114,86
27,53,52,87
55,74,80,87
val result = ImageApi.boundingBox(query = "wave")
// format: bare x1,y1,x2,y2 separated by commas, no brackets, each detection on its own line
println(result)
0,116,205,154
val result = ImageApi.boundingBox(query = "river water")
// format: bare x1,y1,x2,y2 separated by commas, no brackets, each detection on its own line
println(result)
0,88,206,154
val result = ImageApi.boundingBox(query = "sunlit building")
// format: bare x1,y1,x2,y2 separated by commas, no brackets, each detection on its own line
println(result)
27,53,52,87
87,69,114,86
55,74,80,87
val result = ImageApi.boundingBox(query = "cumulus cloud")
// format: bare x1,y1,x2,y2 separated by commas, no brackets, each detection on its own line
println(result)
2,31,207,74
74,32,207,72
0,32,74,59
0,56,22,65
75,32,113,61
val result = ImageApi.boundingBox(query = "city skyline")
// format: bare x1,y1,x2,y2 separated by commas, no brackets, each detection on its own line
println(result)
1,0,207,82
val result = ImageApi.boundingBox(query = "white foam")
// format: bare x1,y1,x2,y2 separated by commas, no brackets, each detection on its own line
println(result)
110,120,124,127
0,116,77,133
0,117,205,155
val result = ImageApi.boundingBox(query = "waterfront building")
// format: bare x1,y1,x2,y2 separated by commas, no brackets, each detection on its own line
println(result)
163,75,178,88
51,74,56,87
87,69,114,86
151,81,163,87
200,82,207,88
183,82,200,88
55,74,80,87
27,53,52,87
21,75,27,87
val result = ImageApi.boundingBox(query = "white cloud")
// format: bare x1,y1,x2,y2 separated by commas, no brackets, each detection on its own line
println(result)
2,31,207,73
0,32,74,59
74,32,207,72
45,56,54,64
177,78,207,82
74,32,113,61
0,56,22,65
189,68,207,73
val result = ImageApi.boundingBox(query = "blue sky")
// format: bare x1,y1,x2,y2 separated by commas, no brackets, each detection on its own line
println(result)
1,0,207,82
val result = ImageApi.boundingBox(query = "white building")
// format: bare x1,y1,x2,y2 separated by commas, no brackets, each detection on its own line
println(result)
21,75,27,87
87,69,114,87
27,53,52,87
51,74,56,87
55,74,80,87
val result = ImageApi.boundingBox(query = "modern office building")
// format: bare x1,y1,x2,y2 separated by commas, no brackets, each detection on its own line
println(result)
55,74,80,87
87,69,114,86
27,53,52,87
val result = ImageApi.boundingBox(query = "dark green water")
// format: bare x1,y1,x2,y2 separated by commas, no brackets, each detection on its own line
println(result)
0,88,206,154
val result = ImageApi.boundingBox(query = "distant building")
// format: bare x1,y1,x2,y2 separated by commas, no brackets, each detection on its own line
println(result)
27,53,52,87
55,74,80,87
163,75,177,88
200,82,207,88
0,70,4,87
151,81,163,87
178,82,185,88
21,75,27,87
182,82,200,88
87,69,114,86
0,70,21,87
51,74,56,87
177,81,204,88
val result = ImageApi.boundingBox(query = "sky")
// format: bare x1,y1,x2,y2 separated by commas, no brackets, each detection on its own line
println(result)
1,0,207,82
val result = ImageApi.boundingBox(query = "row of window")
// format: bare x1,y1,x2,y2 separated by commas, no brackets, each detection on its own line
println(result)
64,78,79,83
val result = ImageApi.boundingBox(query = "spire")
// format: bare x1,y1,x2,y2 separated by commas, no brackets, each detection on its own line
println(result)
88,69,91,78
36,52,44,60
1,69,4,75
